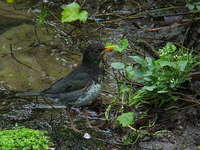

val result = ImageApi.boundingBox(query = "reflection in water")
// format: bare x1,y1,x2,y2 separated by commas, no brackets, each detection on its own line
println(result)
0,23,80,91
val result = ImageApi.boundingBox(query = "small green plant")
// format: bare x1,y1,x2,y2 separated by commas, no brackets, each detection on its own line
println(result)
106,43,199,132
117,112,135,127
61,2,88,23
36,7,50,25
185,1,200,11
0,127,51,150
112,43,198,107
122,129,149,144
105,41,199,143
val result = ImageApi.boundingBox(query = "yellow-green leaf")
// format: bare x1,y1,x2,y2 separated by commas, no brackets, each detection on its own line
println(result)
61,2,88,23
6,0,15,3
117,112,135,127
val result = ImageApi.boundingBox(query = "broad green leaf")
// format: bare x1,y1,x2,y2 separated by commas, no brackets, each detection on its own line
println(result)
157,90,168,93
186,3,195,10
118,39,129,52
129,56,145,65
117,112,135,127
125,66,133,72
132,69,145,81
142,86,156,91
111,62,125,69
78,11,88,22
106,39,129,52
158,60,173,67
127,71,135,79
146,57,154,68
177,60,188,71
143,77,152,82
61,2,88,23
6,0,14,3
196,4,200,10
126,66,135,79
144,71,153,76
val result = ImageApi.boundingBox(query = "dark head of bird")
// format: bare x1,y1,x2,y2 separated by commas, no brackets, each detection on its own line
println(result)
82,43,116,66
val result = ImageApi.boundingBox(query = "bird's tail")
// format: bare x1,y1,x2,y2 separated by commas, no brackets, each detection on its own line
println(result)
16,92,42,97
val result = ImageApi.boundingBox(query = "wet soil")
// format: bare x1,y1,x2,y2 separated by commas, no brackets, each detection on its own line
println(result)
0,0,200,150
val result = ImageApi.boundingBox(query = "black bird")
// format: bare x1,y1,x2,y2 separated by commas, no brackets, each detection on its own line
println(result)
16,43,115,107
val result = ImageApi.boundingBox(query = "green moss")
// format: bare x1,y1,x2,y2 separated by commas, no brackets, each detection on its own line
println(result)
0,127,51,150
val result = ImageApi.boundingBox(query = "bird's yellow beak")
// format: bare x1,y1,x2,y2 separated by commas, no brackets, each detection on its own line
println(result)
103,46,117,52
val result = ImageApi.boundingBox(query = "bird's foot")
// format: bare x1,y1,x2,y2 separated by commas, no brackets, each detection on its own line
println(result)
71,107,81,114
64,125,82,133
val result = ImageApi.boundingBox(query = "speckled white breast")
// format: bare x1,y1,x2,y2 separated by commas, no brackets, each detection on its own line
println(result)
73,82,102,106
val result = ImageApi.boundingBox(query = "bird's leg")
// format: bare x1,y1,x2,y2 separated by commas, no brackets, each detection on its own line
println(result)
85,116,93,128
69,106,95,130
80,107,98,128
33,96,39,106
65,107,82,133
71,107,81,114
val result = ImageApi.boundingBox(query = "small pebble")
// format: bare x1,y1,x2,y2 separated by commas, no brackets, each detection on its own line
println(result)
83,133,91,139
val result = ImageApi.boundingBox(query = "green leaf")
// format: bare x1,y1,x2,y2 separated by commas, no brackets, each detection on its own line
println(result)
129,56,145,65
143,77,152,82
37,7,49,25
142,85,156,91
117,112,135,127
177,60,188,71
166,42,177,51
106,39,129,52
120,86,130,94
125,66,135,79
111,62,125,69
159,43,177,57
6,0,15,3
186,3,195,10
158,60,173,67
131,69,145,81
118,39,129,52
61,2,88,23
125,66,133,72
196,4,200,10
78,10,88,22
146,57,154,68
157,90,168,93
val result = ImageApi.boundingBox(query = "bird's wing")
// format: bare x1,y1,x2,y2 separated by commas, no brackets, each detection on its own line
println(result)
42,72,92,94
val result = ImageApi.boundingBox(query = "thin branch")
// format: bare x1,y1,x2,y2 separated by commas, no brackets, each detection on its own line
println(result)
10,44,40,72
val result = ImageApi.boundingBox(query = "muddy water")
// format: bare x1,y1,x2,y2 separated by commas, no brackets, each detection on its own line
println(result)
0,23,80,91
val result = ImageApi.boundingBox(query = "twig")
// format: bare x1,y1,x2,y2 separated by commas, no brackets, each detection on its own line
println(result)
109,101,132,109
179,97,200,105
10,44,40,72
144,21,192,32
172,92,200,105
